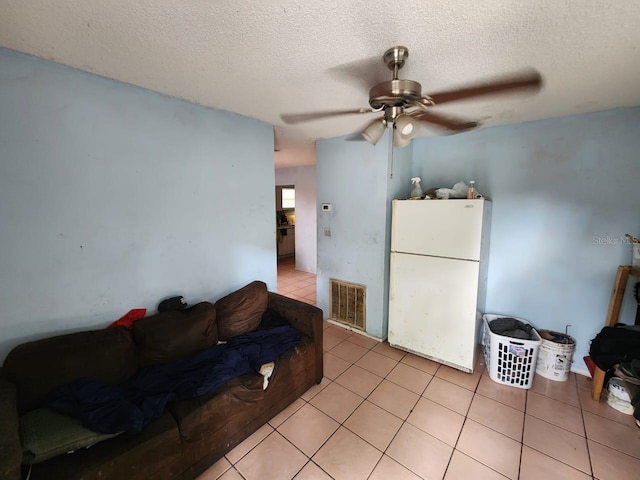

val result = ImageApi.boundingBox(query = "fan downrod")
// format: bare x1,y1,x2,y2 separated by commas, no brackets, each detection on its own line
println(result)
383,46,409,79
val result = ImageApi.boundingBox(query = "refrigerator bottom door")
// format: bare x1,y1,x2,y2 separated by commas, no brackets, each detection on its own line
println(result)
388,253,480,372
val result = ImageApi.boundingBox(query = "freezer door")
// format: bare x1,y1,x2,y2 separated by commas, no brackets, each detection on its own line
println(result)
391,199,486,260
388,253,480,372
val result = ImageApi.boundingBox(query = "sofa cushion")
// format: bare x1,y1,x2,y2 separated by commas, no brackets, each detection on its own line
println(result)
4,327,138,415
133,302,217,367
19,408,123,464
26,410,181,480
215,281,268,340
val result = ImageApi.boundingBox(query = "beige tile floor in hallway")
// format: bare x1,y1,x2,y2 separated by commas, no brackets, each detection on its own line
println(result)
198,258,640,480
274,256,317,306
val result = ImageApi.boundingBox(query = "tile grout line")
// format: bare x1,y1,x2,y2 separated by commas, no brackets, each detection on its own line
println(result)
520,444,597,479
518,387,528,480
578,388,597,480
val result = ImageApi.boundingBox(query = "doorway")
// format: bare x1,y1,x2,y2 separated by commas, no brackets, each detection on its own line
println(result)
273,172,317,275
276,185,296,260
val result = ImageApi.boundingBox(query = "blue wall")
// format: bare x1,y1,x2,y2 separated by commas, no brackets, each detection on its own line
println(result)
412,108,640,373
0,48,276,361
316,132,411,339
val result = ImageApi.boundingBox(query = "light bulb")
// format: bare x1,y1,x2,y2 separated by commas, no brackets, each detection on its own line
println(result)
361,118,386,145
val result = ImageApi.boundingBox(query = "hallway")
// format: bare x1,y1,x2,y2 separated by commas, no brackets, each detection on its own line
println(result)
276,257,316,306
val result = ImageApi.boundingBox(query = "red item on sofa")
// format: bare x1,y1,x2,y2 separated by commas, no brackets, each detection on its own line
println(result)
109,309,147,329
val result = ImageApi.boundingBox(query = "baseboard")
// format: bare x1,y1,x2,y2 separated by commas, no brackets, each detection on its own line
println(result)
571,366,591,377
326,320,383,342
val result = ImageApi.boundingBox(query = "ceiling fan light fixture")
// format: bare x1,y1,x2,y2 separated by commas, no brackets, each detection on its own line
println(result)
393,129,412,148
361,118,386,145
393,114,417,148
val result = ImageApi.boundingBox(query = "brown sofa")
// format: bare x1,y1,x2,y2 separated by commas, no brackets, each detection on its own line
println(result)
0,281,323,480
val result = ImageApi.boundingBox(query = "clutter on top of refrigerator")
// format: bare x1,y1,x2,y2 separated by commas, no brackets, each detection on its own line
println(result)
415,181,485,200
410,177,423,199
467,181,477,199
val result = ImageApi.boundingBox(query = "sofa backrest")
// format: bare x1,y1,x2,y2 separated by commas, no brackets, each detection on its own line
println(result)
132,301,218,367
3,284,266,414
214,281,268,340
3,327,138,414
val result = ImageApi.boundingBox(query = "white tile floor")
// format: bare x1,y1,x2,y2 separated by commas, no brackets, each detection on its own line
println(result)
197,258,640,480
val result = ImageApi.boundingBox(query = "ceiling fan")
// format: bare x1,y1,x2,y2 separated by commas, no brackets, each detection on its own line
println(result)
281,46,543,147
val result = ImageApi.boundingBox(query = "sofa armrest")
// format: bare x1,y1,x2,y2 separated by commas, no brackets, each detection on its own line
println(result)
0,369,22,480
267,292,323,383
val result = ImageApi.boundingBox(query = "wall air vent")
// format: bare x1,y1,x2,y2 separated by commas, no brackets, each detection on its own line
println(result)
329,279,366,331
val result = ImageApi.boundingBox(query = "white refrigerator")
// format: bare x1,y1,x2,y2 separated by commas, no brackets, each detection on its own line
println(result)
388,199,491,373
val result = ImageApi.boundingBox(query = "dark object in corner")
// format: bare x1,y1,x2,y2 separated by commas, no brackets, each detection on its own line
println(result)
158,296,188,312
589,324,640,371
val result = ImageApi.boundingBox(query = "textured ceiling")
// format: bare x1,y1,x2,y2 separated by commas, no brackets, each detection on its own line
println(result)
2,1,640,159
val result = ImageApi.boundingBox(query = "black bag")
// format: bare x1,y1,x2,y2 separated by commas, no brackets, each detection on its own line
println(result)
157,296,188,312
589,325,640,371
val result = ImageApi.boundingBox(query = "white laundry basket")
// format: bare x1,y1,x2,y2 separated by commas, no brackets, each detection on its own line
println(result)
483,314,541,389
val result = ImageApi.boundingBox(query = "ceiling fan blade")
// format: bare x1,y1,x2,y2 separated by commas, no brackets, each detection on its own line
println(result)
280,108,373,124
411,111,479,132
427,70,542,105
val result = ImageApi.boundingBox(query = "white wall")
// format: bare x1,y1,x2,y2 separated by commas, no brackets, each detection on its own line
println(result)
275,147,316,168
316,132,411,339
275,164,317,273
0,48,276,362
412,107,640,374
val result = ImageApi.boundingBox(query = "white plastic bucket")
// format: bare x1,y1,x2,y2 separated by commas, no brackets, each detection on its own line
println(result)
535,330,576,382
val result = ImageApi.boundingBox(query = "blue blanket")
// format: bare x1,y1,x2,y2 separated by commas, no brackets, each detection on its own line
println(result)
48,325,301,434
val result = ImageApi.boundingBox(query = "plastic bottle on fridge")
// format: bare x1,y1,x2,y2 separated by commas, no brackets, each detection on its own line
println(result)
467,180,476,199
410,177,423,199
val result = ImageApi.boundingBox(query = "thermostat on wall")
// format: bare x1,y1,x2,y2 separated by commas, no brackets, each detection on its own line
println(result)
321,203,332,212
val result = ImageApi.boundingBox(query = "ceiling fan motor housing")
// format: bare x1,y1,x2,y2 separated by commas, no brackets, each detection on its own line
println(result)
368,79,424,111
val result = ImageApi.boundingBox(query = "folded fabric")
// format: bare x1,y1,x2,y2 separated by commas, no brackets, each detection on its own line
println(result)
20,408,123,464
